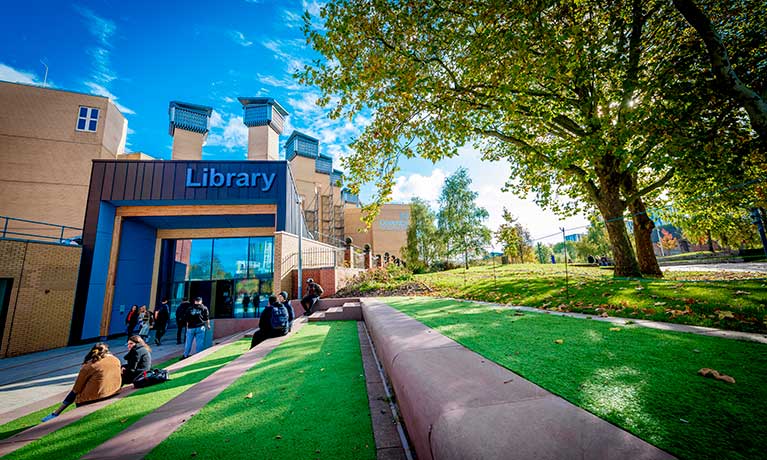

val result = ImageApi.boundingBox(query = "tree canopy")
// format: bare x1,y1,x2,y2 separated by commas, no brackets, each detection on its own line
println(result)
300,0,763,277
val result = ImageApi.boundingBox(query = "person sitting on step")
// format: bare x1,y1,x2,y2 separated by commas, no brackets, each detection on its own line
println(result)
278,290,294,331
41,343,122,422
250,295,290,349
300,278,323,316
122,335,152,385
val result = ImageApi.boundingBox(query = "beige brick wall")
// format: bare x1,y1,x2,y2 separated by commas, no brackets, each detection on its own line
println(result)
344,203,410,259
0,82,126,230
171,129,205,160
0,240,80,357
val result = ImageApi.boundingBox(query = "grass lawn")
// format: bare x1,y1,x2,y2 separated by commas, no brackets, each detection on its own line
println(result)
416,264,767,332
4,341,249,460
384,296,767,460
147,322,375,460
0,356,180,442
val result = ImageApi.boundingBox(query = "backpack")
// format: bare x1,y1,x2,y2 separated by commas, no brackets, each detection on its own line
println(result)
270,305,289,334
133,368,169,388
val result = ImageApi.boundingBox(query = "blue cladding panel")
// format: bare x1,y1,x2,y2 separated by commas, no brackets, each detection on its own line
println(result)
81,202,115,340
315,156,332,174
110,220,156,336
243,104,271,127
171,107,210,134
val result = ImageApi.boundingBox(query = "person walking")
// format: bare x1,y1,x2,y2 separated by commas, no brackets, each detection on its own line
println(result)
250,295,289,349
41,343,122,422
278,291,294,332
122,335,152,385
137,305,153,341
125,305,139,336
175,298,191,345
153,298,170,345
183,297,210,359
242,293,250,315
300,278,323,315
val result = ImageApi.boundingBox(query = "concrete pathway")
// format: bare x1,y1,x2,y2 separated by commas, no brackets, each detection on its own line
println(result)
81,319,307,460
0,338,184,421
663,262,767,273
0,332,242,458
454,299,767,344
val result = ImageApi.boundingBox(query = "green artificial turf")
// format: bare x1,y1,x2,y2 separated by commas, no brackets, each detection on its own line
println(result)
416,264,767,332
4,341,249,460
385,296,767,460
147,322,376,460
0,356,180,441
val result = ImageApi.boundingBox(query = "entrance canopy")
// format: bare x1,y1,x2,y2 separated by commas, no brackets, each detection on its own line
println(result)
72,160,305,343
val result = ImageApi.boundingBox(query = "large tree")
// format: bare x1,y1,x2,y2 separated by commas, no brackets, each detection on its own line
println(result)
403,197,441,272
301,0,755,277
495,209,533,263
437,168,491,269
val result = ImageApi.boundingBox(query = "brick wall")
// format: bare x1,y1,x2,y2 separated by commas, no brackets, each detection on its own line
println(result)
0,240,80,357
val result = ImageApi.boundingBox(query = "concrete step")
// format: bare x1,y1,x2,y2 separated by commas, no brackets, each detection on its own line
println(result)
325,305,362,321
308,312,326,322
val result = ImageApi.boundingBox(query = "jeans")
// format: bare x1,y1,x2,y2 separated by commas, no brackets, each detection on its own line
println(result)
301,295,319,314
184,326,206,357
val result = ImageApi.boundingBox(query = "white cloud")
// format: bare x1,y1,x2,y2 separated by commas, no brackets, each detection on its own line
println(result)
84,82,135,114
223,96,236,103
390,169,447,205
257,73,303,91
283,10,303,28
261,39,308,73
76,6,116,85
206,112,248,151
229,30,253,47
0,63,42,85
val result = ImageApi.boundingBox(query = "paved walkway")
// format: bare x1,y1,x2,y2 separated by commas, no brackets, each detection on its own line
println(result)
0,338,184,421
454,299,767,344
663,261,767,273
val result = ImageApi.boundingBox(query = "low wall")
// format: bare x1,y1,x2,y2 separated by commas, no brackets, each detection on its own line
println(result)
0,240,81,357
289,267,364,300
212,318,260,340
362,299,674,460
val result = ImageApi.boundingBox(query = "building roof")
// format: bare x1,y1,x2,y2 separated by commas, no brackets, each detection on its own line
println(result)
237,97,288,116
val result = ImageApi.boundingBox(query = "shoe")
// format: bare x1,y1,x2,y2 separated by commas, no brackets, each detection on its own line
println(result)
179,355,187,360
41,413,58,422
155,339,160,345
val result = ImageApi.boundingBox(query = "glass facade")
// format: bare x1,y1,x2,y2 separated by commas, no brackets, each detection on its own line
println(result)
159,236,274,320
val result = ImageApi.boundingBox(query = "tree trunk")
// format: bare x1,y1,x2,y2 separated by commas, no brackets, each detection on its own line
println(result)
628,197,663,277
707,229,715,252
595,194,641,277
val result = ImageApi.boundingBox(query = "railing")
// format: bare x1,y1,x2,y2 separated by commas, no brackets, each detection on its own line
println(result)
0,215,82,245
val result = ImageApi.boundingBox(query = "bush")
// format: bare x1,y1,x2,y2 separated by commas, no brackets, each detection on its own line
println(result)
430,260,461,272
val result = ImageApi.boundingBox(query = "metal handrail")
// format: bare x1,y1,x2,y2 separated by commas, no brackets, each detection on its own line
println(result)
0,215,82,244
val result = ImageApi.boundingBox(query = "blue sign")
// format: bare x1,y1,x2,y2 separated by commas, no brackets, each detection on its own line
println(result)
185,167,276,191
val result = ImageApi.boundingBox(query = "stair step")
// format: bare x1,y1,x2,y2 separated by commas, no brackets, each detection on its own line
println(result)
308,312,326,322
327,307,343,313
342,302,361,308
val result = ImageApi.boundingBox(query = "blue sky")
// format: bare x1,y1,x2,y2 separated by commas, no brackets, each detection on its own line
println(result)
0,0,587,244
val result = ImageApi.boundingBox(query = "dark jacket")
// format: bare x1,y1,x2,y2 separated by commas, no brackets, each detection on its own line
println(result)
283,301,294,324
259,303,275,333
155,302,170,327
123,344,151,376
185,303,210,328
175,301,191,324
308,282,323,298
125,308,138,328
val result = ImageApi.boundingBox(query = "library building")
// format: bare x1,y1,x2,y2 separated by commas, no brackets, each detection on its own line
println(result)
0,82,409,355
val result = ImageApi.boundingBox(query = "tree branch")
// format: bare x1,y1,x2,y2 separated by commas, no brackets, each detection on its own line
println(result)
625,167,675,204
673,0,767,141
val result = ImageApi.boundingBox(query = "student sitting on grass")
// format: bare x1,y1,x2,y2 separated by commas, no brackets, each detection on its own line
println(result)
42,343,122,422
250,295,290,349
278,291,294,332
122,335,152,385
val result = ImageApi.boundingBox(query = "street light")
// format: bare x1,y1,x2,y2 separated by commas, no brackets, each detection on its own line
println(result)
297,196,303,299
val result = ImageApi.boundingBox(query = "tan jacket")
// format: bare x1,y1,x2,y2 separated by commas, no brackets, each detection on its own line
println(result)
72,354,122,404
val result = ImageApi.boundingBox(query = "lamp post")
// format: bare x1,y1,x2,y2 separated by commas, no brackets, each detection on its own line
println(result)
297,196,303,299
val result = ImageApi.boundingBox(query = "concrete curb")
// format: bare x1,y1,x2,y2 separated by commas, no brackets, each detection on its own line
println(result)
363,298,676,460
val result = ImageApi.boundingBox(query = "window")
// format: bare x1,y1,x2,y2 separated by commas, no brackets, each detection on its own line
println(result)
76,106,100,132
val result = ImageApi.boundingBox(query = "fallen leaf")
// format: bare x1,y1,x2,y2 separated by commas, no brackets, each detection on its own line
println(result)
698,368,736,384
609,327,621,332
120,418,128,423
734,290,751,295
554,339,564,344
275,435,282,440
600,312,609,318
245,392,253,399
717,310,734,320
653,302,666,306
191,452,197,457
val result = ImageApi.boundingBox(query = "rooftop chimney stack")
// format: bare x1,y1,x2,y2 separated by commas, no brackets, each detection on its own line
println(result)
239,97,288,161
168,101,213,160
